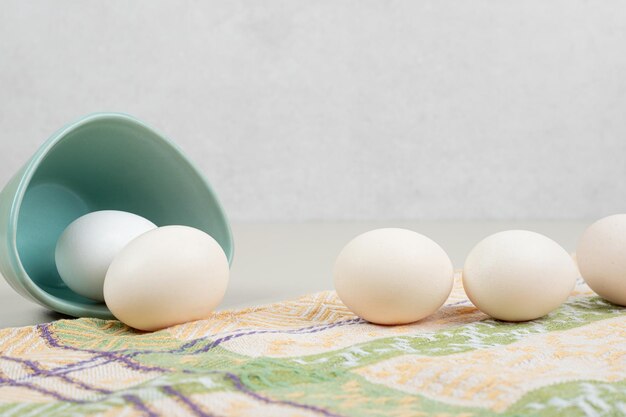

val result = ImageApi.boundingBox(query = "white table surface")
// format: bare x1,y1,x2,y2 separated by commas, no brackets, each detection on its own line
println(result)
0,220,589,329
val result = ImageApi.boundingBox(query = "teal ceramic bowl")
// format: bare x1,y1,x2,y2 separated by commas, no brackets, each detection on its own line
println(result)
0,113,233,319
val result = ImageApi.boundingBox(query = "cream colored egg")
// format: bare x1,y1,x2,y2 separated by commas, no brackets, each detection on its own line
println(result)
333,228,454,325
577,214,626,306
463,230,577,321
103,225,229,331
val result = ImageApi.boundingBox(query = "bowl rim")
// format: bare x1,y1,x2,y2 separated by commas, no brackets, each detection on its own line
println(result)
5,112,234,318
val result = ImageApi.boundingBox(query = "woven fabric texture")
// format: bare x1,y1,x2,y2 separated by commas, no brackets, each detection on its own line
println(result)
0,274,624,417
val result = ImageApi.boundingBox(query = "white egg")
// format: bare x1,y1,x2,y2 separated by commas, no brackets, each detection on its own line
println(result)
463,230,577,321
103,225,229,331
333,228,454,325
55,210,157,301
577,214,626,306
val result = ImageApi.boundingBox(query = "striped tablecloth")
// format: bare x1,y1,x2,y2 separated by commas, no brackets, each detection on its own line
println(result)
0,274,624,416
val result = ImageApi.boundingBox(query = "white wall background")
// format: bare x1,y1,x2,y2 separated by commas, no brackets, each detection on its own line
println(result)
1,1,625,221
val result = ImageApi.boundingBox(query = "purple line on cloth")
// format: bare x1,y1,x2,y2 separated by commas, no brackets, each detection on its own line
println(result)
12,355,116,386
47,355,107,374
1,355,111,395
184,318,360,350
1,357,163,412
36,316,365,364
29,322,354,416
447,300,471,307
28,314,365,397
124,317,366,357
48,357,115,377
123,394,160,417
151,299,467,356
0,376,87,403
162,386,216,417
193,317,365,353
222,372,346,417
38,323,170,374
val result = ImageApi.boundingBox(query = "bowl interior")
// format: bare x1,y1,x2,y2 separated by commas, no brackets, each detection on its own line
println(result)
15,116,232,306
